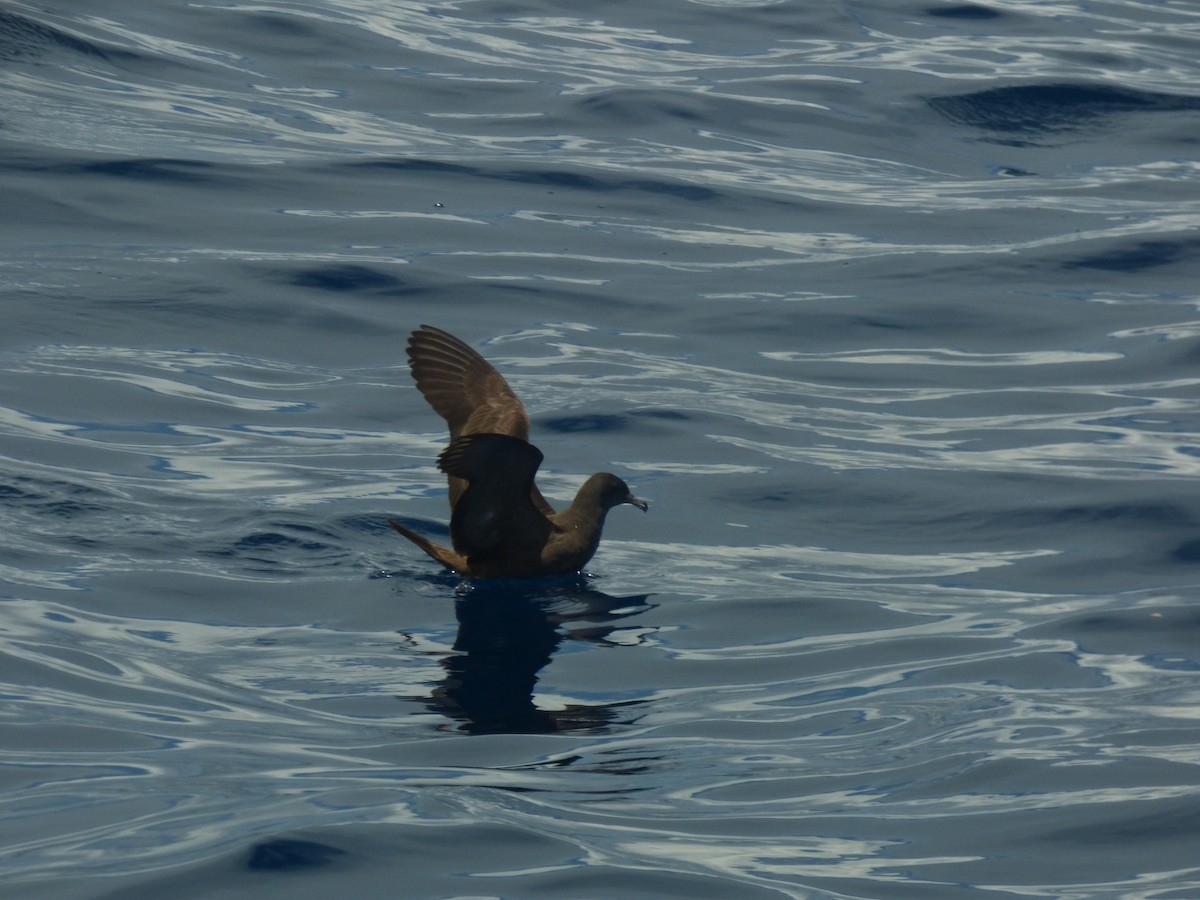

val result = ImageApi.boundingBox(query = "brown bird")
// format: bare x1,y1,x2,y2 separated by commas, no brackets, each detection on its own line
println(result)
389,325,648,578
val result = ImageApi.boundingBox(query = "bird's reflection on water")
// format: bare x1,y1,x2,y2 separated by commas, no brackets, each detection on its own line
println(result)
410,577,655,735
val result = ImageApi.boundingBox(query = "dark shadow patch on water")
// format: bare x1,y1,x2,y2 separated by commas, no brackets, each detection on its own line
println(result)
538,407,704,437
978,501,1200,572
1026,605,1200,669
994,165,1037,177
352,158,719,202
1062,238,1198,272
246,838,347,871
0,475,110,517
927,82,1200,142
289,264,408,292
1171,539,1200,563
80,159,219,183
230,529,337,553
5,156,223,183
629,408,692,422
354,158,474,176
520,170,718,202
1043,796,1200,848
559,85,849,147
0,156,223,183
0,9,136,63
720,485,808,509
201,522,345,569
237,11,340,45
538,413,630,434
1003,502,1197,528
575,89,708,126
925,4,1003,19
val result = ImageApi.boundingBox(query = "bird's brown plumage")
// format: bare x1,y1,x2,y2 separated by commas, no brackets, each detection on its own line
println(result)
389,325,647,578
405,324,553,515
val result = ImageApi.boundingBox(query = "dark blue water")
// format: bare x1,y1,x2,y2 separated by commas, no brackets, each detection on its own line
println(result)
3,1,1200,897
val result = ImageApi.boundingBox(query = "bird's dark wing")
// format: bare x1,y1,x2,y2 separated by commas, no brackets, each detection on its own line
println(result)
438,433,552,563
408,325,531,441
408,325,555,516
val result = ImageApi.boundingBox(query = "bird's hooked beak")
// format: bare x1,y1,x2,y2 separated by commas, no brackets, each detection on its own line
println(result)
625,493,649,512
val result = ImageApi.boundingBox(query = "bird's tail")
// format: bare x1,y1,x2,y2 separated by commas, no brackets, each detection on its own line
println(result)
387,519,468,574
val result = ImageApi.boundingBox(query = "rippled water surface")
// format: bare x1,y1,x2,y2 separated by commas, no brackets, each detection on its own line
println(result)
3,1,1200,897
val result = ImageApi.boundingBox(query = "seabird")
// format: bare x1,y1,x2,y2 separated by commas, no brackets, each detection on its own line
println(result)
389,325,648,578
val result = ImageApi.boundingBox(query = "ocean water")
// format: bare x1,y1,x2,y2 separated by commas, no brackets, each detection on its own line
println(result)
2,1,1200,897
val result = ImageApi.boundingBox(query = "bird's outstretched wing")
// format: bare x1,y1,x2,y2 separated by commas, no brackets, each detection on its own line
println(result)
408,325,555,516
408,324,531,441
